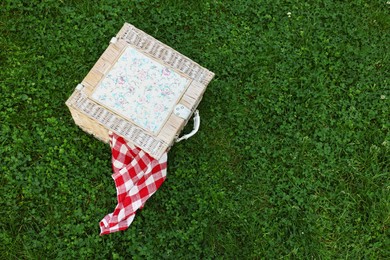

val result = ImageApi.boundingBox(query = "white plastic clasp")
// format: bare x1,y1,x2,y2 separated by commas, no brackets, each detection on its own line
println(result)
76,83,84,90
110,37,117,44
176,110,200,142
174,104,192,120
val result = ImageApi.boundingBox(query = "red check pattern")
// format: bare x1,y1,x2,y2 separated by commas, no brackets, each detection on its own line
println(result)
100,132,167,235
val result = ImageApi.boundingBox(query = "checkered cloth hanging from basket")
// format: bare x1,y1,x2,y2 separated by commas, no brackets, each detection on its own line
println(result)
100,132,167,235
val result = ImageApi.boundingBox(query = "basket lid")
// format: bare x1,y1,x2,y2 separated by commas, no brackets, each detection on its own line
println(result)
67,23,214,159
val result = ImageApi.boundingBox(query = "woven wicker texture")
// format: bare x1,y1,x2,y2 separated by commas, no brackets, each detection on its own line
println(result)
66,23,214,159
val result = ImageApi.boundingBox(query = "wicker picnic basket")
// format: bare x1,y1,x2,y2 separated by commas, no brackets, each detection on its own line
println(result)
66,23,214,159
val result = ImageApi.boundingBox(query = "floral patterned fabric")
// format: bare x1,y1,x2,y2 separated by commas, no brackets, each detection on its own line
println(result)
92,46,190,134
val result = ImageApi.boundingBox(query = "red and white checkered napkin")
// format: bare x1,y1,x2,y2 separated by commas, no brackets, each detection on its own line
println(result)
100,132,167,235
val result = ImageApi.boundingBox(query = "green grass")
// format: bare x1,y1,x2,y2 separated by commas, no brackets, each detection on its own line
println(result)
1,0,389,258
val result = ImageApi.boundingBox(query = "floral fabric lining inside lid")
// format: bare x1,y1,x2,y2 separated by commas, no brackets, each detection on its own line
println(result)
92,46,190,134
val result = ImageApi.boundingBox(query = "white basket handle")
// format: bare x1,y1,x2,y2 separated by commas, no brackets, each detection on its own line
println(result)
176,110,200,142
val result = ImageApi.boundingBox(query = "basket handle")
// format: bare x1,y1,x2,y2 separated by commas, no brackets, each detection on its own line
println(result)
176,110,200,142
